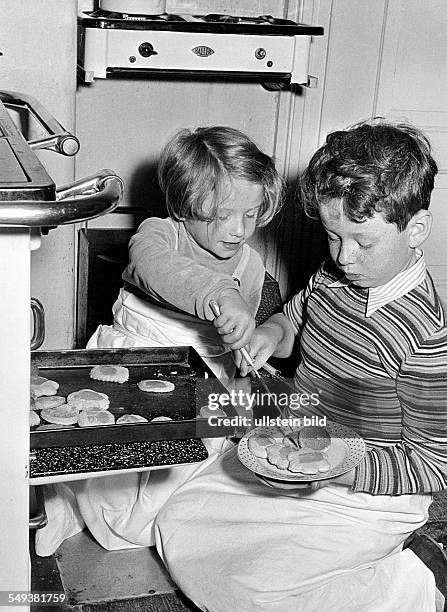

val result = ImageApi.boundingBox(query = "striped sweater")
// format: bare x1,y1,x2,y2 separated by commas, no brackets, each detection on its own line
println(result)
284,255,447,495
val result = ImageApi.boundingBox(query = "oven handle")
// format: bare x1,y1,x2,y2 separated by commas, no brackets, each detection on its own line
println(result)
0,89,80,156
0,170,124,226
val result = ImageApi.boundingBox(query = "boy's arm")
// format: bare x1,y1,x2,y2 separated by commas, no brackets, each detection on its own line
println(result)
237,275,315,374
353,327,447,495
123,218,242,320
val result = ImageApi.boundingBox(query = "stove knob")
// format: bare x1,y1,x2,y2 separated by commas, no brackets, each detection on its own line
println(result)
138,42,158,58
255,48,267,60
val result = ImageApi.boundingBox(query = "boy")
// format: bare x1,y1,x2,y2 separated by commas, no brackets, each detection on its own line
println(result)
235,119,447,495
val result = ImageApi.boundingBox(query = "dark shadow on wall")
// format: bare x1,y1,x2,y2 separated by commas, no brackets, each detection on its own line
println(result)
265,177,329,300
126,160,167,222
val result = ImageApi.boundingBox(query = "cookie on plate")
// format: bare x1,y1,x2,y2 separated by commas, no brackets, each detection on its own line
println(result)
266,444,291,470
30,376,59,398
288,448,330,474
248,434,276,459
137,379,175,393
89,365,129,384
298,426,331,451
78,410,115,427
67,389,110,410
116,414,148,424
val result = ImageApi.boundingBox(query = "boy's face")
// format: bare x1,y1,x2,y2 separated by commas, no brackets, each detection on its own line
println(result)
319,199,418,288
184,178,263,260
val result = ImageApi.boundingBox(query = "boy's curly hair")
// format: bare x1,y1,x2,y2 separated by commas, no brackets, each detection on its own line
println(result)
301,119,438,231
158,126,283,227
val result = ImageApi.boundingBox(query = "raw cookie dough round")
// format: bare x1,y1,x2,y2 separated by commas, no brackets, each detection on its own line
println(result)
248,434,276,459
298,425,331,451
29,411,40,427
30,376,59,398
89,364,129,384
266,444,291,470
78,410,115,427
67,389,110,410
34,396,66,411
41,404,80,426
116,414,148,424
137,380,175,393
150,416,173,423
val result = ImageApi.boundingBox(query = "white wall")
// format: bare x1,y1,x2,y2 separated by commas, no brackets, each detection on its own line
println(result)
0,0,78,348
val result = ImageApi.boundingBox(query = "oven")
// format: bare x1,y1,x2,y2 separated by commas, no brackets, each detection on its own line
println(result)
77,8,323,85
0,90,243,594
0,90,123,593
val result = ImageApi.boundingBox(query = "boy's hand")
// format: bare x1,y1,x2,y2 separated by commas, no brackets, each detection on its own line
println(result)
308,469,356,491
214,290,255,350
235,324,283,376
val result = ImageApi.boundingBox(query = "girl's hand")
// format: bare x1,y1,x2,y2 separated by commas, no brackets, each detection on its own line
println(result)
214,290,255,350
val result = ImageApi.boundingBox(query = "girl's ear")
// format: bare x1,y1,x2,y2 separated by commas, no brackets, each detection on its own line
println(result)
407,210,432,248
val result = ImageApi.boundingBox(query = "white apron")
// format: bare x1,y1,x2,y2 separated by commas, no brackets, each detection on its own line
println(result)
86,241,253,386
155,446,436,612
36,246,252,556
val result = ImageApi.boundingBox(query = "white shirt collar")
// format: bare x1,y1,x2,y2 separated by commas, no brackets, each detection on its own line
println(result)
329,249,426,317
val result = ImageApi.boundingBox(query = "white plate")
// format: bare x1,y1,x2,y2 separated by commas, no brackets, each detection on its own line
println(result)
238,421,366,483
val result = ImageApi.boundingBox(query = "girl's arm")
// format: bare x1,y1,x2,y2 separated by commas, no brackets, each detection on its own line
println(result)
353,327,447,495
123,218,242,320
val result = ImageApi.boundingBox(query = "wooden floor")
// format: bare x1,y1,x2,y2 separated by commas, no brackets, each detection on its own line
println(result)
30,530,199,611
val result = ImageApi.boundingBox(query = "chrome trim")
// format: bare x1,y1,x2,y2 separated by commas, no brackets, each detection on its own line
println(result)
0,170,124,226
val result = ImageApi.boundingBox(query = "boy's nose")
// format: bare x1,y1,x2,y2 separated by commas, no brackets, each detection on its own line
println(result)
337,243,356,266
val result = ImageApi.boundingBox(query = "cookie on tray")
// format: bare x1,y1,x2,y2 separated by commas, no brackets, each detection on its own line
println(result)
30,376,59,398
116,414,148,424
29,411,40,427
34,396,66,411
67,389,110,410
137,379,175,393
78,410,115,427
89,365,129,384
41,404,80,426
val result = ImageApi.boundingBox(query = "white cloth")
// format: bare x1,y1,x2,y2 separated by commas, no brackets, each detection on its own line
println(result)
35,440,231,555
155,446,437,612
87,288,236,383
36,282,238,557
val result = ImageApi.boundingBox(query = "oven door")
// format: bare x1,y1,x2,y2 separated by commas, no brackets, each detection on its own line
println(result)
0,90,123,593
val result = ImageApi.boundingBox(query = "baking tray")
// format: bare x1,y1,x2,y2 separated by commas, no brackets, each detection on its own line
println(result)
30,346,237,480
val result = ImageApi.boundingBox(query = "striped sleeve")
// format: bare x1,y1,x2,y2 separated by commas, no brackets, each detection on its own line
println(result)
353,326,447,495
283,267,321,335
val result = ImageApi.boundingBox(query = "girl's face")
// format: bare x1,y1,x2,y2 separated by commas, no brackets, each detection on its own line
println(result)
184,178,264,259
319,199,419,288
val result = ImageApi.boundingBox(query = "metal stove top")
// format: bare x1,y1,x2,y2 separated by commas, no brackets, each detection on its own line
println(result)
80,10,323,35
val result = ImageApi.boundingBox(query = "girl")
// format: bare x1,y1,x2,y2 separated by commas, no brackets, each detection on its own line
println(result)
87,126,283,385
35,126,284,556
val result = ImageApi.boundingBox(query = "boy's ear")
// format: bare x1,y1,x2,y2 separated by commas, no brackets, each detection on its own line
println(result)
407,210,432,248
